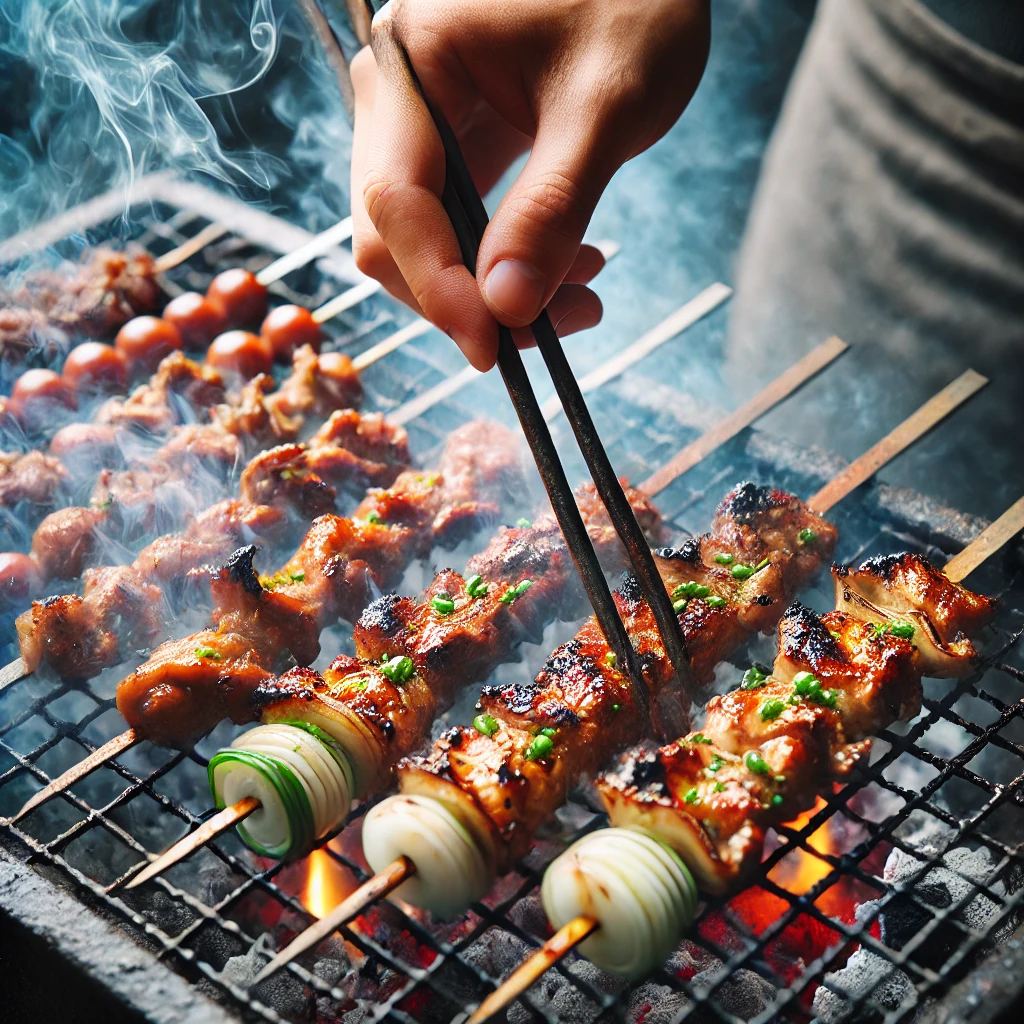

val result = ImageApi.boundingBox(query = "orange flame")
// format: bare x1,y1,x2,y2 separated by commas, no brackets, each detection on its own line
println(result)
300,848,352,919
771,796,835,896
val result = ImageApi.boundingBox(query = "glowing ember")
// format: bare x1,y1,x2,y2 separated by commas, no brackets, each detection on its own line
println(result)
770,796,835,896
300,847,354,919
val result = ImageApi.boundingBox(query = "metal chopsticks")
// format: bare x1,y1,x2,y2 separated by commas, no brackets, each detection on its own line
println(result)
363,2,694,718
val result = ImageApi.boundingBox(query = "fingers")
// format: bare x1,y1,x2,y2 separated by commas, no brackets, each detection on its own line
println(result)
510,282,604,351
362,21,498,369
477,114,615,328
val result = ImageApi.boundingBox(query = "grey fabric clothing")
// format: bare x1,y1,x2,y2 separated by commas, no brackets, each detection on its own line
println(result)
727,0,1024,517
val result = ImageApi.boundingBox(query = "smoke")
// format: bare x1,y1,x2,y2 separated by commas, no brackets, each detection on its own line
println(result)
0,0,287,241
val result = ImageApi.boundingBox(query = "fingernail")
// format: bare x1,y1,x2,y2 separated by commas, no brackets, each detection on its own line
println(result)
484,260,546,323
555,308,601,337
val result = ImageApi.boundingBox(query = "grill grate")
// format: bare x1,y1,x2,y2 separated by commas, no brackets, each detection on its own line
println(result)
2,178,1023,1024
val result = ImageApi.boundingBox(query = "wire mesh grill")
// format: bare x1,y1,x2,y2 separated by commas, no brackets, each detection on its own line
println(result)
2,182,1022,1024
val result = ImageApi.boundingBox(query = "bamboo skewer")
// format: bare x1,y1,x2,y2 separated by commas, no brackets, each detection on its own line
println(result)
254,217,354,286
219,366,984,985
153,222,230,273
471,481,1020,1023
251,856,415,985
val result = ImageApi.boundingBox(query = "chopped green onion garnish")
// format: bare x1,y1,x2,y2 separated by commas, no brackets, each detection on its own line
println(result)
611,703,621,712
289,570,305,582
793,671,819,695
755,557,769,571
525,734,554,760
713,781,727,793
431,593,456,615
516,517,532,528
759,698,786,721
672,581,711,600
195,646,222,660
499,580,533,605
706,595,727,609
381,655,415,684
731,564,754,581
673,598,687,614
706,755,723,773
771,793,784,806
465,574,489,598
829,630,841,640
745,751,771,775
798,528,816,545
605,652,617,668
690,733,713,744
742,666,767,690
683,787,700,805
715,553,734,565
889,620,915,639
539,727,558,737
365,510,381,524
473,714,499,736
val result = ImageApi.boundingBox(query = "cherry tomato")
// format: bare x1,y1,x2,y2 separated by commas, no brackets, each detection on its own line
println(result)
206,268,268,325
206,330,273,379
9,368,76,430
163,292,228,348
260,304,323,361
115,316,183,373
62,342,128,393
0,552,41,604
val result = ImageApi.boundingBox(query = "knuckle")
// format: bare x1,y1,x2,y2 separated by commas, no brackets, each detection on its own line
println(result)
512,173,589,242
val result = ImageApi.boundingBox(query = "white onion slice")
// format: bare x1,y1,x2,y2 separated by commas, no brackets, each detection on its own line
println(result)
541,827,698,976
362,794,493,918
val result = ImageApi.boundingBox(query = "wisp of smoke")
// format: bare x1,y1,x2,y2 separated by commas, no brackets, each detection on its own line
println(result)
0,0,281,242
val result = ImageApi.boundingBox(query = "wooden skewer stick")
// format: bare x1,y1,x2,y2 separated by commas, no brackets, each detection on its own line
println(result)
255,217,354,287
95,335,849,889
153,222,230,274
638,335,848,497
251,856,415,985
944,496,1024,584
472,477,1023,1024
9,728,139,824
808,369,988,514
113,796,261,892
467,916,601,1024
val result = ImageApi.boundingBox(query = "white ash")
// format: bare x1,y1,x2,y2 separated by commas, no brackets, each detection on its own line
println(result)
224,933,312,1020
508,892,551,939
692,965,776,1019
812,948,917,1023
505,960,609,1024
626,981,691,1024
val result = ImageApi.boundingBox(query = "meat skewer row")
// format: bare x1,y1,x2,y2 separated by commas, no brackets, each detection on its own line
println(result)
14,407,412,683
0,343,369,602
119,480,662,883
244,367,988,984
99,336,862,886
464,510,1020,1021
10,420,528,822
0,216,353,384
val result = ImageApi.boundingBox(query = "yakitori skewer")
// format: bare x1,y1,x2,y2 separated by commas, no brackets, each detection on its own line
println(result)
9,420,527,823
250,369,986,984
109,336,849,891
467,495,1023,1022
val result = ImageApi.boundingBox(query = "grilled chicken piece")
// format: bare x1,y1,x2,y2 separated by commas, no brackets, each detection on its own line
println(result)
17,564,164,680
0,449,68,509
96,352,226,435
48,423,122,474
31,506,110,581
833,554,996,677
20,247,162,338
264,345,363,422
597,576,992,894
16,500,286,680
396,483,837,870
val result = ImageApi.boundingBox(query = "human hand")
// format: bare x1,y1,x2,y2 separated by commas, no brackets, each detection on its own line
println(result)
350,0,710,370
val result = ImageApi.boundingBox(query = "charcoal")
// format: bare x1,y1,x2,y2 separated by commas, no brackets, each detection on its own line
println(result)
627,981,692,1024
506,959,605,1024
695,966,776,1019
811,949,915,1023
226,933,312,1020
508,892,550,938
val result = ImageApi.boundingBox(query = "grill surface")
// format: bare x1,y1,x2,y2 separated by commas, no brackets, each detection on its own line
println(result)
1,178,1022,1024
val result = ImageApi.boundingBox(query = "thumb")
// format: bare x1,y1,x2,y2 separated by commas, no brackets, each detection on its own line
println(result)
477,118,614,328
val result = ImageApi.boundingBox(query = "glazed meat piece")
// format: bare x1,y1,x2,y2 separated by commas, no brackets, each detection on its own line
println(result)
833,554,996,676
0,450,68,509
394,483,837,870
265,345,363,422
30,505,110,581
210,372,299,446
23,247,162,338
49,423,122,474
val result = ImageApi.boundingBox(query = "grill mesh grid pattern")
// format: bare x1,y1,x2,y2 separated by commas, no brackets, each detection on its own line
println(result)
2,194,1022,1024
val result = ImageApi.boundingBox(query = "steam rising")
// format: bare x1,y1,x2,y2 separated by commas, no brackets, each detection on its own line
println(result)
0,0,281,239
